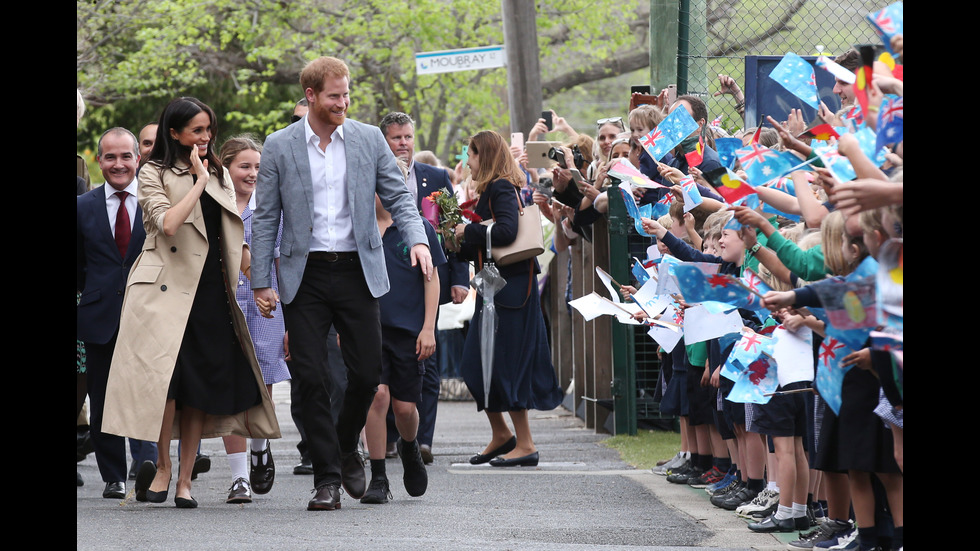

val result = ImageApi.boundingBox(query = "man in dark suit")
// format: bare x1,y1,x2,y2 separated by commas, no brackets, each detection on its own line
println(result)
252,57,433,511
379,112,470,464
77,128,147,499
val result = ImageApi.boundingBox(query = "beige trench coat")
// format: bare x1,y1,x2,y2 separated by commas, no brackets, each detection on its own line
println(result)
102,160,281,442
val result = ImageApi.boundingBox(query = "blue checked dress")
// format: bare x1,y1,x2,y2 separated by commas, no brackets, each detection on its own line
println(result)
236,198,291,385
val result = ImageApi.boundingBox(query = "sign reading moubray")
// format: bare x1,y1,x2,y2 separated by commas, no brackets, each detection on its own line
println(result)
415,45,505,75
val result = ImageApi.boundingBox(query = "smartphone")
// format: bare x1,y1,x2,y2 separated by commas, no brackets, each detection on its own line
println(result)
666,84,677,106
541,110,553,131
510,131,524,151
631,85,652,95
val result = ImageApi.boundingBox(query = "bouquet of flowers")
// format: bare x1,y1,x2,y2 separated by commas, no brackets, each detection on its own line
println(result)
425,190,481,251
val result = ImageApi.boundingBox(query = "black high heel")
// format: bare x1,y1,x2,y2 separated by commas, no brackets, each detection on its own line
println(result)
469,436,517,465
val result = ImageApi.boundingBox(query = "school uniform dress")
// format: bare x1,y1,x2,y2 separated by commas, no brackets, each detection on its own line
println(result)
235,197,290,385
457,179,564,412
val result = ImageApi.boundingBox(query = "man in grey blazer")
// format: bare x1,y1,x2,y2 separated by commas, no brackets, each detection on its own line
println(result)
251,56,433,511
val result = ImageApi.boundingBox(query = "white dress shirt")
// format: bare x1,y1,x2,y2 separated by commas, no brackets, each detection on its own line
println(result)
104,178,139,236
305,118,356,252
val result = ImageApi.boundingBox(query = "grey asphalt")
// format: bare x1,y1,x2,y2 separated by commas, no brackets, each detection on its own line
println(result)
77,384,787,550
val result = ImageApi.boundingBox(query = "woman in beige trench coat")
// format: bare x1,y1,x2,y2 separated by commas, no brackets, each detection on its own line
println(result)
102,97,280,508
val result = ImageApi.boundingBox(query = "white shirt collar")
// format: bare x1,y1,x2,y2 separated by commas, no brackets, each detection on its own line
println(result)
106,177,138,199
304,115,345,146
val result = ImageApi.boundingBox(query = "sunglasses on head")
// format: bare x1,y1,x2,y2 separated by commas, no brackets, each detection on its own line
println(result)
596,117,623,127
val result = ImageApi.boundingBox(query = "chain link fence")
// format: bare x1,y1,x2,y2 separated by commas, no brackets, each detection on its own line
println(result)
678,0,884,136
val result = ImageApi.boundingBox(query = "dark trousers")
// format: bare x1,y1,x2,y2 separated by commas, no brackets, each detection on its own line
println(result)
282,257,381,488
84,338,127,483
291,326,348,460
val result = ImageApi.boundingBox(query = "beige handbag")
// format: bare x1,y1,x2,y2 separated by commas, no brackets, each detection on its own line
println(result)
481,187,545,265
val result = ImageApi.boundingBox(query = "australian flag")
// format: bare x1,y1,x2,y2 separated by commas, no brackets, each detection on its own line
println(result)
867,2,903,54
876,95,903,152
769,53,820,109
641,107,700,162
736,143,796,186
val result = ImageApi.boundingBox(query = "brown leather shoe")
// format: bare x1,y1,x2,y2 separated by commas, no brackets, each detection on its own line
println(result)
340,452,366,499
307,484,341,511
419,444,433,465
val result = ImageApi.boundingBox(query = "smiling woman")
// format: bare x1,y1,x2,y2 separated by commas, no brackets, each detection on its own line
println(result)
101,97,280,510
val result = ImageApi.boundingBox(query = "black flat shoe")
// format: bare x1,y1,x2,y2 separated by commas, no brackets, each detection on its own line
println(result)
134,461,157,502
175,496,198,509
469,436,517,465
489,451,539,467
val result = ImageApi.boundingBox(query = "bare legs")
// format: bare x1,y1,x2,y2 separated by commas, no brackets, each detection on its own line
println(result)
484,410,536,459
150,399,205,500
365,384,420,461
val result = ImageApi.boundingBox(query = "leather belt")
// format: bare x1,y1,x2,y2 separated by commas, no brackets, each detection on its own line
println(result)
309,251,359,262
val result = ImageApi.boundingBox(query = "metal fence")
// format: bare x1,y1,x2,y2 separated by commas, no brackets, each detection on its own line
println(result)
678,0,884,136
549,0,888,435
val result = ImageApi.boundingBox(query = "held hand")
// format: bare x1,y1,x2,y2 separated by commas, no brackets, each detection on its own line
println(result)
656,162,685,185
640,216,665,237
552,166,572,192
728,204,767,229
450,286,469,305
689,165,709,187
254,287,280,319
410,243,433,281
619,284,637,301
761,290,795,311
283,331,291,361
448,223,466,252
529,119,549,140
817,101,839,126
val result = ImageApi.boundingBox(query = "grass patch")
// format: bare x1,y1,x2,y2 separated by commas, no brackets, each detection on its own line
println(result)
602,430,683,470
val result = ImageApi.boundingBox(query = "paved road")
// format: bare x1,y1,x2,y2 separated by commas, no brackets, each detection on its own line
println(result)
77,384,786,550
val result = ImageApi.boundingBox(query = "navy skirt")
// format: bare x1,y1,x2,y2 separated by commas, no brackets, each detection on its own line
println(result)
461,270,563,412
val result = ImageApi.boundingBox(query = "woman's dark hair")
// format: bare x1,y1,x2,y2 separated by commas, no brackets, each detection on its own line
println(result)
150,97,225,185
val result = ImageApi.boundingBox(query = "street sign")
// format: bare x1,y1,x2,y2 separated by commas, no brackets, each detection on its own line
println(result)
415,45,505,75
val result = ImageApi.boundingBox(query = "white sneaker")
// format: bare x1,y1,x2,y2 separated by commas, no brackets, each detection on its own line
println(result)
828,530,859,550
651,452,685,475
736,488,779,518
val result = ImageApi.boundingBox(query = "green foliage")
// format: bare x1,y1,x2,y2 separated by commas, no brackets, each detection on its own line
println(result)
77,0,644,163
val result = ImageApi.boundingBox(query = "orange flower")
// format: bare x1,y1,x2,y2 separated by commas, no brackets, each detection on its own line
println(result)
427,190,443,201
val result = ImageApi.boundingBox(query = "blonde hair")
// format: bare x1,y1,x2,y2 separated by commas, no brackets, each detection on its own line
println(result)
628,104,665,134
821,210,867,276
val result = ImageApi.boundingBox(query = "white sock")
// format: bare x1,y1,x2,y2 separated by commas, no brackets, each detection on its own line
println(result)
250,439,268,465
774,504,793,520
767,480,780,492
227,452,249,482
792,502,808,518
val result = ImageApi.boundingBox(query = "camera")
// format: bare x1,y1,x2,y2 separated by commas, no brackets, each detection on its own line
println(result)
548,145,586,171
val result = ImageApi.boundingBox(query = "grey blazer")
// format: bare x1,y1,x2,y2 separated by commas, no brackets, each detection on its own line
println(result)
252,117,427,303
